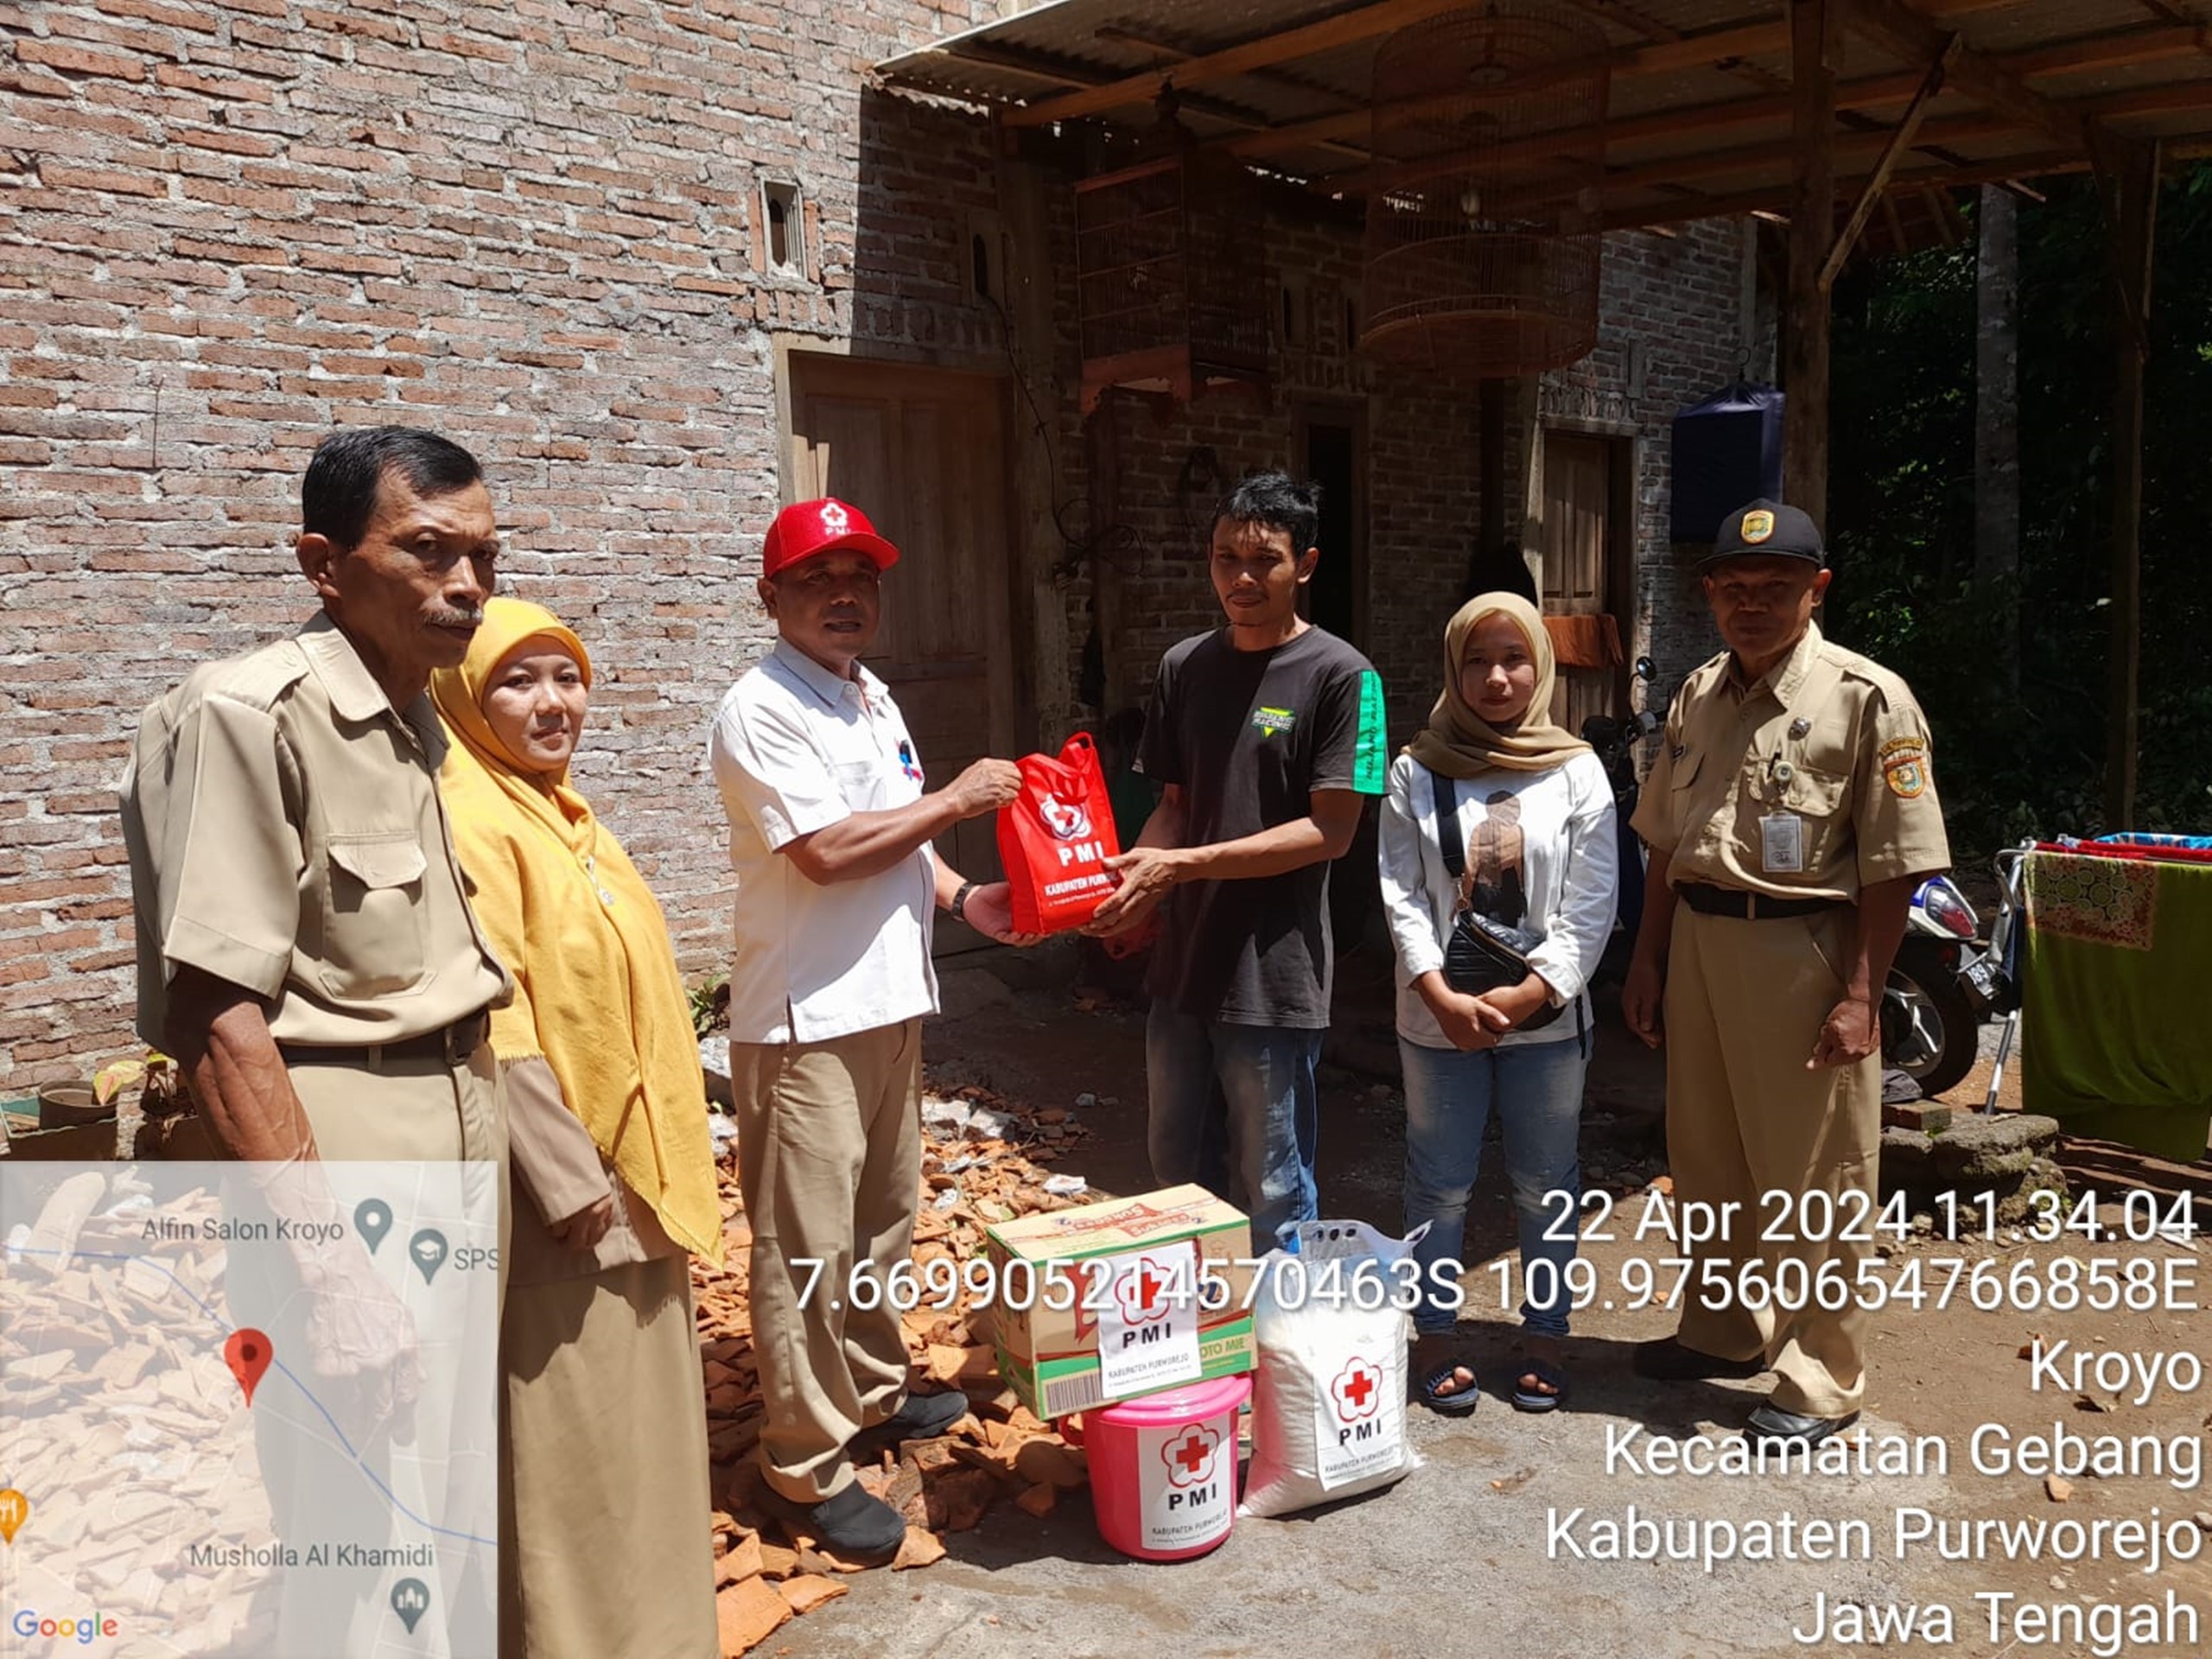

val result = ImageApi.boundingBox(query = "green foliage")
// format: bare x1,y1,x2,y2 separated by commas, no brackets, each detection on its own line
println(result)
688,970,728,1038
1827,165,2212,858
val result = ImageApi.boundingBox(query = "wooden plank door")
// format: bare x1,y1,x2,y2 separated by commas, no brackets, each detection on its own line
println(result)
787,354,1019,953
1538,430,1625,735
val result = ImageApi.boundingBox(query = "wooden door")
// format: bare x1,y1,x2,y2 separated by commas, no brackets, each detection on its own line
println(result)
787,355,1019,953
1538,430,1627,735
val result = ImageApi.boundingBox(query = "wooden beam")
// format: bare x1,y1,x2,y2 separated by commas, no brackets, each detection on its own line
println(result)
1820,35,1960,289
2082,79,2212,123
1843,0,2087,153
1084,24,1373,162
1784,0,1837,528
944,36,1318,145
1359,104,2014,215
1598,147,2088,231
2101,137,2161,830
1003,0,1476,129
2000,23,2210,82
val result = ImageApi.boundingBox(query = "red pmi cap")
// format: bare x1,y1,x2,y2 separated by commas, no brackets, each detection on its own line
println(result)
762,497,901,580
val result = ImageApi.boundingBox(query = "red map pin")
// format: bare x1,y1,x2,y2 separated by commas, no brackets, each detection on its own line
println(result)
225,1329,274,1407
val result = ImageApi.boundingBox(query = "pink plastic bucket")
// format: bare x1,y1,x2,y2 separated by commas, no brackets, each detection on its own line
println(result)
1075,1375,1250,1561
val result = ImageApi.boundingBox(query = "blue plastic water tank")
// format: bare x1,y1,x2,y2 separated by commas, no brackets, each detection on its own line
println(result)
1671,381,1785,543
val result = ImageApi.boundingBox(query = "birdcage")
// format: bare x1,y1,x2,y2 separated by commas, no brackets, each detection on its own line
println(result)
1075,136,1270,414
1361,3,1609,378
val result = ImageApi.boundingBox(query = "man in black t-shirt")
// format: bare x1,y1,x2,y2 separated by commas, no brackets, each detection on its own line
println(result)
1089,474,1388,1244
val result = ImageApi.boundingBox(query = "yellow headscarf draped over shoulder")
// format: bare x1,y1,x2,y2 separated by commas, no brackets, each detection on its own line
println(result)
431,597,722,1263
1406,591,1592,779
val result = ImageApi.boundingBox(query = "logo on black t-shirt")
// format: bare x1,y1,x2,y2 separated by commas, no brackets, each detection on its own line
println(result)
1249,705,1298,738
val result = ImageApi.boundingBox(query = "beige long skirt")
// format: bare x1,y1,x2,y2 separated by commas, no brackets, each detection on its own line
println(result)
499,1250,717,1658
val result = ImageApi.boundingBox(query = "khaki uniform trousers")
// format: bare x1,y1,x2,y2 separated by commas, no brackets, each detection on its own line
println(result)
1663,905,1880,1420
226,1045,506,1658
731,1018,922,1505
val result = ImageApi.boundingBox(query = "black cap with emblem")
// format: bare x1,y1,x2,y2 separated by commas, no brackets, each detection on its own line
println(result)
1701,498,1825,570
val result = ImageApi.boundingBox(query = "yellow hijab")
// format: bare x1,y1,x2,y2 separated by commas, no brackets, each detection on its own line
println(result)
431,598,722,1263
1407,592,1592,779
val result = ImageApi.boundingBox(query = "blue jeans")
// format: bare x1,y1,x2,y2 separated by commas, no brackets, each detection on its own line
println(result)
1146,1002,1321,1249
1401,1026,1591,1338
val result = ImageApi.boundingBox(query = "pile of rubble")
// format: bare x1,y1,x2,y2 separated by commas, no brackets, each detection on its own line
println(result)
692,1083,1103,1656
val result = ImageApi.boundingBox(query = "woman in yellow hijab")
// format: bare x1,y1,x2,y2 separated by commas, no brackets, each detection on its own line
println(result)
433,597,722,1659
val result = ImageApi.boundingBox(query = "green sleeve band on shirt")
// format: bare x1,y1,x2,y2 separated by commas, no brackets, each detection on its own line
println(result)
1353,670,1387,794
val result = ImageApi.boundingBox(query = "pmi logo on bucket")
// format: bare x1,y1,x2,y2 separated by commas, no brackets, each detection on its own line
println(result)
1331,1357,1382,1425
1160,1423,1223,1491
1037,791,1091,841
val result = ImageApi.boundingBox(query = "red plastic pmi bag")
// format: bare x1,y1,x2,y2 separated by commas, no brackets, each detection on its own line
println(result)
996,733,1121,934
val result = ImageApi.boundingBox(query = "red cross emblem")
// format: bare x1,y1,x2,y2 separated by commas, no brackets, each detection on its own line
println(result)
1332,1357,1381,1422
1160,1423,1220,1489
1115,1253,1178,1324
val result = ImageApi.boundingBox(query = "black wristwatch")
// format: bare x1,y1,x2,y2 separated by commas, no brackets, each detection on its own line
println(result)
950,880,976,921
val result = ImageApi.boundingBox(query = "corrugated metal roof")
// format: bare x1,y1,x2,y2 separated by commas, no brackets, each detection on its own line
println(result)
878,0,2212,226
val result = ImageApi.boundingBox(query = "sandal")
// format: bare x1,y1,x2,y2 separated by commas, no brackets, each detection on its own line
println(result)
1415,1357,1483,1417
1510,1356,1568,1414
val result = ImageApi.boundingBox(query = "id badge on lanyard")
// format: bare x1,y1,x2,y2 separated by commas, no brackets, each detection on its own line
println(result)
1758,720,1809,874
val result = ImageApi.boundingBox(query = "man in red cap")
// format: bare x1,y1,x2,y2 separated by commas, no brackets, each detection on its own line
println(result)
708,496,1030,1559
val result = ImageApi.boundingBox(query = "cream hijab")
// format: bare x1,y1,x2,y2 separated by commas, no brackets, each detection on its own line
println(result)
1407,592,1591,779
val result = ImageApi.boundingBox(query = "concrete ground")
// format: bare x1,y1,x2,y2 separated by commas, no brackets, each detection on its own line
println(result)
768,939,2212,1658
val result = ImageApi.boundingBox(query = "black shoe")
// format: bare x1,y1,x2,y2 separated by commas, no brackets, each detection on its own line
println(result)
850,1389,969,1460
1745,1404,1860,1448
1631,1336,1767,1382
771,1482,906,1562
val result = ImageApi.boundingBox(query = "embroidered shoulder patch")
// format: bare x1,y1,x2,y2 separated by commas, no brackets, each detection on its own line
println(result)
1879,736,1929,798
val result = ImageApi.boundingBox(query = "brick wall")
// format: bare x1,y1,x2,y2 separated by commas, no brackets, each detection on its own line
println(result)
1076,208,1755,744
0,1,1751,1093
0,0,1026,1093
1541,218,1760,711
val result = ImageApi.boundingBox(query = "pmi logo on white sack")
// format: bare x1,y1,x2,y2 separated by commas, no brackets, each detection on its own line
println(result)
1331,1357,1383,1426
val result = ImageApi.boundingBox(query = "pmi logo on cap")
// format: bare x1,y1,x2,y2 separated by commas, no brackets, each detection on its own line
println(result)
818,500,849,533
1740,508,1776,543
1038,791,1090,841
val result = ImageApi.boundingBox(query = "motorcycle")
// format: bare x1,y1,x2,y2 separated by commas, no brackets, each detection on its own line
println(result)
1879,850,2021,1101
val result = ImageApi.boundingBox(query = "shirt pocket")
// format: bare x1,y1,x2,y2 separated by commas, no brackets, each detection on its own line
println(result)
320,830,430,998
1780,763,1852,877
832,757,887,813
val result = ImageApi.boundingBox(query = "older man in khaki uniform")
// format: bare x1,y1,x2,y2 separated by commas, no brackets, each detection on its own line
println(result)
1622,499,1949,1447
121,425,512,1654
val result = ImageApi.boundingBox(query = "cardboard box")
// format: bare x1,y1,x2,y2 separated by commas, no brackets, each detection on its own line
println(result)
984,1184,1255,1421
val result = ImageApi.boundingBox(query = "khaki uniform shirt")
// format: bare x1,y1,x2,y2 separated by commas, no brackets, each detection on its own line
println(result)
1630,623,1950,902
122,613,511,1047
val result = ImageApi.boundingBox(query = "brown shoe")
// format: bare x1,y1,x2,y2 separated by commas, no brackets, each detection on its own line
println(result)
1632,1336,1766,1382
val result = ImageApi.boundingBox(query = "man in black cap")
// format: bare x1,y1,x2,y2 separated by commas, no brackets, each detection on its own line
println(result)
1620,499,1950,1447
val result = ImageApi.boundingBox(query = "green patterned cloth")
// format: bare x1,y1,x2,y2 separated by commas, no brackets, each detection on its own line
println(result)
2021,849,2212,1160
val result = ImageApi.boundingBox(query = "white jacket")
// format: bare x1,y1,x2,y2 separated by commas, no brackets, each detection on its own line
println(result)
1378,749,1619,1050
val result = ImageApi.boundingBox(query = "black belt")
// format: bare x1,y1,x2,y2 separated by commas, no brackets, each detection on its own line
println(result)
1676,883,1842,921
281,1010,491,1069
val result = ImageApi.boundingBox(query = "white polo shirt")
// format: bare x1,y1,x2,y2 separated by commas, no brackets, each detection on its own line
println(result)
708,639,939,1045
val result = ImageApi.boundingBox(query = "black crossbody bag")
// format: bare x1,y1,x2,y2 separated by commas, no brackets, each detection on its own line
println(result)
1431,767,1566,1033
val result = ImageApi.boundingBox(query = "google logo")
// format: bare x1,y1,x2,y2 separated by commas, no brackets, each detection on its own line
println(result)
10,1609,120,1644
